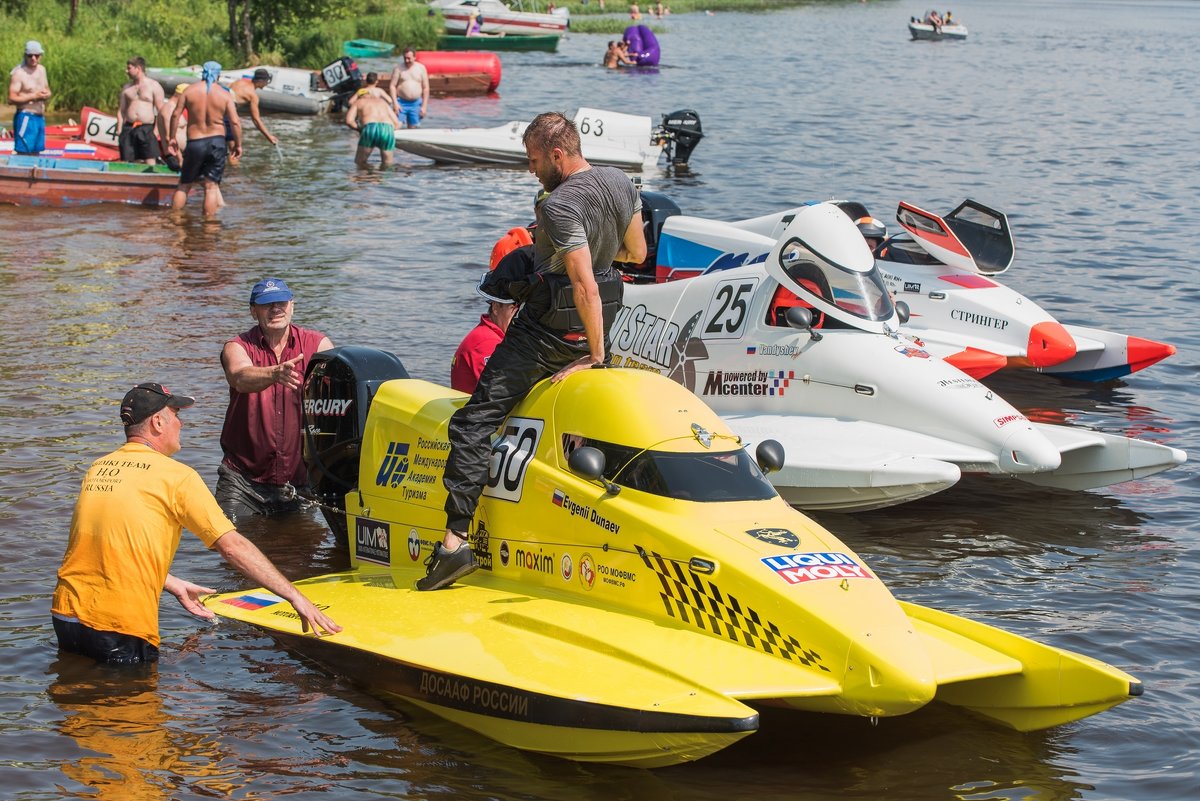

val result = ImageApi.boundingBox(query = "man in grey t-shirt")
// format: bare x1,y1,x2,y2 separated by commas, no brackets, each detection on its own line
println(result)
419,111,647,591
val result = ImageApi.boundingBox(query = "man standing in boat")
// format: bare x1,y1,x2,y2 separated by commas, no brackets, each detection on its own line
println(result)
217,278,333,521
7,40,51,155
227,68,278,148
167,61,240,215
117,57,167,165
389,48,429,129
422,111,646,591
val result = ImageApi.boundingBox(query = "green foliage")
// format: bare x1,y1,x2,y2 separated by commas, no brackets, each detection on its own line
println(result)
279,11,442,68
2,0,235,112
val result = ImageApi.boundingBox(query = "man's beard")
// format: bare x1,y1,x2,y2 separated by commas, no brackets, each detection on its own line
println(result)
541,162,564,191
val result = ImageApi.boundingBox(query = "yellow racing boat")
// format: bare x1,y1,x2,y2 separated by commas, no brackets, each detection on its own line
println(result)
205,347,1141,767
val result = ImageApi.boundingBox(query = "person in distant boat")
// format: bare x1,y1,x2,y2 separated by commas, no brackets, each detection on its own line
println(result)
389,48,429,128
925,10,943,31
51,381,341,666
466,10,483,35
8,40,52,155
227,68,278,146
117,56,167,165
167,61,241,215
944,11,954,25
346,90,402,168
630,3,642,20
217,278,334,522
424,112,646,592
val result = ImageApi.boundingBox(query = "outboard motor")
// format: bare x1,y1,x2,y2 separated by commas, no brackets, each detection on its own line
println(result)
303,346,408,546
622,190,681,281
319,56,363,112
658,109,703,166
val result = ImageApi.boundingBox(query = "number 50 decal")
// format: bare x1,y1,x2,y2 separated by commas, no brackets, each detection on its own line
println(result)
483,417,544,502
703,278,759,339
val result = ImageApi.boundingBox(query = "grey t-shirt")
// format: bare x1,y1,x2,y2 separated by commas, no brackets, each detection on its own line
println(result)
533,166,641,276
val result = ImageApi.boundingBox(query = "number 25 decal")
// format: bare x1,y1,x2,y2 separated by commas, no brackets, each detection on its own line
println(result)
483,417,544,502
703,278,759,339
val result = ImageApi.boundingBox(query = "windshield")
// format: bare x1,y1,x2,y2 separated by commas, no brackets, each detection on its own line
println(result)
580,438,777,502
779,239,894,322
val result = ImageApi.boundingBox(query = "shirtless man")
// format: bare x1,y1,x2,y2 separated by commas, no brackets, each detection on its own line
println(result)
389,49,429,129
226,68,278,146
117,57,167,165
7,41,52,155
346,92,402,168
348,71,391,107
158,83,189,170
167,62,241,215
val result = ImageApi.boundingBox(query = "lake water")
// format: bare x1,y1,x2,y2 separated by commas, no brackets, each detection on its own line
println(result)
1,0,1198,798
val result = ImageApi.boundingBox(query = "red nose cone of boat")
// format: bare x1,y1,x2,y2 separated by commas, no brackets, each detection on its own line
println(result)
944,347,1008,379
1126,336,1176,374
1025,321,1077,367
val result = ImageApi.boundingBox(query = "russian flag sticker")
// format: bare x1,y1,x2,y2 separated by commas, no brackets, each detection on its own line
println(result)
221,592,283,610
552,489,565,507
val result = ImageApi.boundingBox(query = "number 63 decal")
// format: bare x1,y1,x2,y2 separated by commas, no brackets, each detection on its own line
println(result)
483,417,544,502
703,278,760,339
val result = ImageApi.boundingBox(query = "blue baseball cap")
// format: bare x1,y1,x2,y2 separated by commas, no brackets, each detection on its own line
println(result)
250,278,294,305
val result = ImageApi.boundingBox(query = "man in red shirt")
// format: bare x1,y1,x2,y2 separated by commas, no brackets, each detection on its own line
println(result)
450,295,517,394
216,278,333,520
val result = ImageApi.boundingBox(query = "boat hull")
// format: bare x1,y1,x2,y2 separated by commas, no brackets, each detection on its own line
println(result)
909,22,969,40
148,66,333,115
0,155,176,207
437,33,560,52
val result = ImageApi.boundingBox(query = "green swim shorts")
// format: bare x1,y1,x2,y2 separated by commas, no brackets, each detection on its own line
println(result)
358,121,395,151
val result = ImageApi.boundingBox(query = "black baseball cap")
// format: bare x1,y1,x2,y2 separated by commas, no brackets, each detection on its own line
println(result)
120,382,195,426
252,68,272,83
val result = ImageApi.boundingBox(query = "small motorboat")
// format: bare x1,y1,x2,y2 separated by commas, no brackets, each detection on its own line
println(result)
344,38,397,59
430,0,568,36
392,107,703,171
437,33,561,52
203,348,1143,767
606,195,1185,510
0,155,176,207
908,14,968,40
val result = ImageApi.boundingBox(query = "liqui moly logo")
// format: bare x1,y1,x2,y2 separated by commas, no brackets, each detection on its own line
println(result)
761,552,874,584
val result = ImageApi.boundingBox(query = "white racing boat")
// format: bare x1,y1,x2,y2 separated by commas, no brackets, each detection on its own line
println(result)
392,107,702,171
606,197,1185,511
430,0,568,36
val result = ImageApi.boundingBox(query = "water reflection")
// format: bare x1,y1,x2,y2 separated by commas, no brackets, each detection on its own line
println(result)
47,656,233,800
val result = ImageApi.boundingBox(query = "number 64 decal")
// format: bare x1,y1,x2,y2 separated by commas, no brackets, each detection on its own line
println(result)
483,417,544,502
703,278,759,339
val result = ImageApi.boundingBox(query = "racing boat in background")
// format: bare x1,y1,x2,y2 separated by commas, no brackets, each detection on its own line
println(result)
204,350,1142,767
392,107,702,171
611,197,1184,510
868,199,1176,381
652,196,1176,383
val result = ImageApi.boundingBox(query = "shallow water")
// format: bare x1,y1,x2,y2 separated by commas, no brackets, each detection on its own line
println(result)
2,0,1198,798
